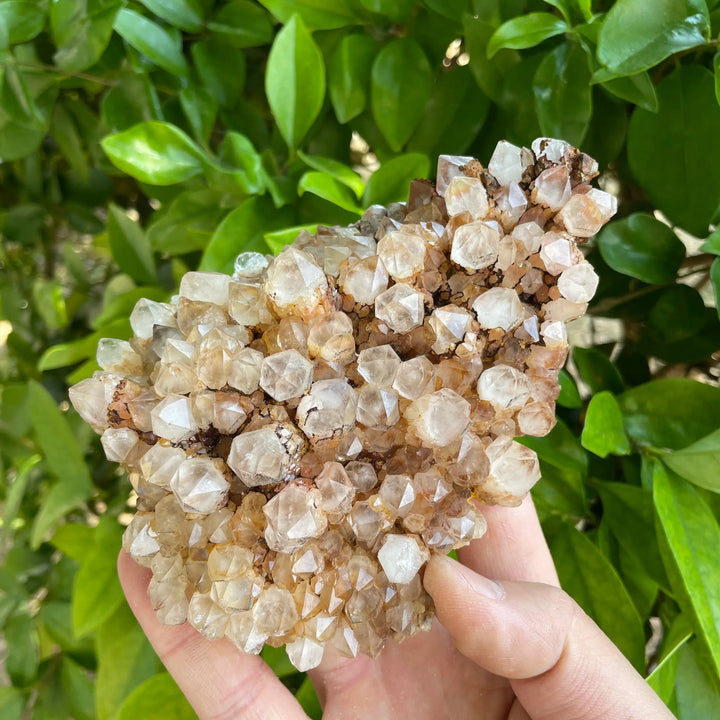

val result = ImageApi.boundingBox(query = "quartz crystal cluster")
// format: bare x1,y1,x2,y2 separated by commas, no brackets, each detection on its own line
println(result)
69,138,615,671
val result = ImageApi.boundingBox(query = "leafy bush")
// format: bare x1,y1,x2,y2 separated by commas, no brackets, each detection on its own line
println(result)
1,0,720,717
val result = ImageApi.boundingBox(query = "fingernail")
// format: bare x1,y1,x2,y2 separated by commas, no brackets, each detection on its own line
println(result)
432,554,506,600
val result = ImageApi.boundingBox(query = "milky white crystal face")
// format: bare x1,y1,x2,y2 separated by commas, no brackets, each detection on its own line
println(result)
72,136,615,671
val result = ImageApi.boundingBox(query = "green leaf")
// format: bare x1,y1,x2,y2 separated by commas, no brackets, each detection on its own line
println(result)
179,86,218,145
597,213,685,285
363,153,430,207
596,481,669,589
1,454,40,544
208,0,273,47
712,257,720,320
265,224,318,254
654,466,720,677
51,523,95,563
117,673,195,720
0,687,25,720
0,2,46,46
138,0,203,32
675,642,720,719
647,628,692,703
96,604,158,720
649,284,707,343
581,391,632,458
596,70,659,113
107,204,156,285
28,381,93,547
715,51,720,106
295,676,322,719
52,102,90,181
422,0,469,20
73,517,125,637
114,8,189,77
662,428,720,493
487,13,569,58
298,171,363,213
203,131,265,196
551,523,646,671
329,33,377,123
261,645,297,677
147,189,226,254
257,0,357,30
298,151,365,198
4,612,39,686
701,226,720,255
407,65,490,158
199,195,294,274
533,41,592,146
51,0,123,72
360,0,415,23
620,378,720,450
191,39,246,107
32,278,69,330
541,0,572,22
371,38,433,152
627,66,720,237
61,657,95,720
265,15,326,148
598,0,709,76
557,368,581,408
573,346,624,395
102,122,206,185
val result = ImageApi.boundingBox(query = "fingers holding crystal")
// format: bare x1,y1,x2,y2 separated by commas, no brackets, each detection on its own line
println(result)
117,552,307,720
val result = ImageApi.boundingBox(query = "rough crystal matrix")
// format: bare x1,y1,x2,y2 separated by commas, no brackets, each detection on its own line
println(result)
70,138,615,671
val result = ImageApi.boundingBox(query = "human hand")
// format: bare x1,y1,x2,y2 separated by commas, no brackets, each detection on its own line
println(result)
118,495,673,720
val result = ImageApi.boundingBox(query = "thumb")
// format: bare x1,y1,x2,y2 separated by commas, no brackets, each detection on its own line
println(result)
424,554,673,720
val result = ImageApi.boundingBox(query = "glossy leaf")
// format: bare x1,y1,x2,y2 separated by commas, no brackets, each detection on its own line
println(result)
662,428,720,493
96,604,159,720
648,284,707,343
72,517,125,637
573,346,624,395
598,0,709,75
298,151,364,198
581,391,632,457
0,687,24,720
204,132,265,196
551,523,646,671
487,13,569,58
329,34,378,124
116,673,195,720
179,86,218,145
715,51,720,106
541,0,572,21
191,39,246,107
363,153,430,207
628,66,720,237
712,258,720,320
675,642,720,719
4,612,39,686
597,481,668,589
298,171,363,213
102,122,206,185
28,381,93,547
701,226,720,255
208,1,273,47
360,0,416,23
296,676,323,719
0,2,46,46
114,9,189,77
371,38,433,152
654,466,720,677
200,196,293,274
557,369,581,408
597,213,686,285
138,0,203,32
265,15,325,148
620,378,720,451
107,204,156,285
51,0,123,72
646,627,692,703
533,41,592,145
257,0,357,29
596,70,659,113
265,224,318,254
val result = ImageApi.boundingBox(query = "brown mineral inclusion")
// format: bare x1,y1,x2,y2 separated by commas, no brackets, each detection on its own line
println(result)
70,138,615,671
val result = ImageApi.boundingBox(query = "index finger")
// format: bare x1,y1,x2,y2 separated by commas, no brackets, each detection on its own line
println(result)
118,552,308,720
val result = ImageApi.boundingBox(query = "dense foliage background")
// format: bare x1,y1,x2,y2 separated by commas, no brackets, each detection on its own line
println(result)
1,0,720,717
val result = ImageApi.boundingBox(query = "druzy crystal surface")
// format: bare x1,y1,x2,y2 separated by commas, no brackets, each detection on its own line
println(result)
69,138,614,671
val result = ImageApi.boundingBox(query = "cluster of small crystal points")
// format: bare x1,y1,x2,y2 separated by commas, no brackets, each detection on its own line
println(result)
69,138,615,671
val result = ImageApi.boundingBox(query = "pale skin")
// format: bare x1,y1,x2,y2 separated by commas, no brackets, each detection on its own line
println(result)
118,495,674,720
